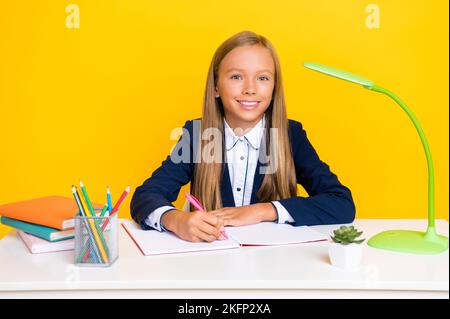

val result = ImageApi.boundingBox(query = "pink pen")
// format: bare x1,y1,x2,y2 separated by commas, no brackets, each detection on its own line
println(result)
184,192,228,240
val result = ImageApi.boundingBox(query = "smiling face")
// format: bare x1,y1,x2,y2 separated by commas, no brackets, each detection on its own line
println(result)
215,44,275,132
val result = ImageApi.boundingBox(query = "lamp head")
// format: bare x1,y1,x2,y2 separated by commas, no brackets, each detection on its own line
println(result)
304,62,374,88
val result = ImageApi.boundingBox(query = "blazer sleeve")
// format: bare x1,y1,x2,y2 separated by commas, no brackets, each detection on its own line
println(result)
277,120,356,226
130,120,195,230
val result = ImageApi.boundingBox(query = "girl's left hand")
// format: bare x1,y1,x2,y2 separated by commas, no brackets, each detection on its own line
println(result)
209,203,277,227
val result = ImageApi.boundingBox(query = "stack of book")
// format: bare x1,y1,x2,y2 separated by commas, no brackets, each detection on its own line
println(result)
0,196,91,254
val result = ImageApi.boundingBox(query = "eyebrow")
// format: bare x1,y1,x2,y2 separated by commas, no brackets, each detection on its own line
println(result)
225,68,274,75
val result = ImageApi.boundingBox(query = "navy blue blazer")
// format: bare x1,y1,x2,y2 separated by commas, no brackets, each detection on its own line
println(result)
130,119,355,230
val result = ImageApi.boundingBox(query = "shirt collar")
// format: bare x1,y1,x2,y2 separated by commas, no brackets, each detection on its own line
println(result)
224,116,265,151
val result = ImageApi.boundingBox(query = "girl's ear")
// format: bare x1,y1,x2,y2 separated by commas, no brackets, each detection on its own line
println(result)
215,87,220,98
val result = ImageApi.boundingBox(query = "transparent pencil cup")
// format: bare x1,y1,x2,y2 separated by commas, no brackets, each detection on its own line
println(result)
74,213,119,267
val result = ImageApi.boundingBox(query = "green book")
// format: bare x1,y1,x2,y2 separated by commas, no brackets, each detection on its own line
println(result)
0,216,74,242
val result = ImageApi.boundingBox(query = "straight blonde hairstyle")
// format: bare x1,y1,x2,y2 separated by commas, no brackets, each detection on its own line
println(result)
192,31,297,211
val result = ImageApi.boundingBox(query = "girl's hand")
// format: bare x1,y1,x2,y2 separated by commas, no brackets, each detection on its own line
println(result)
161,210,226,243
210,203,277,227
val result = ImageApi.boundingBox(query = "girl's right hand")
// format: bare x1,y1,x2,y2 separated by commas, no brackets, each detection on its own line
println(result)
161,210,225,242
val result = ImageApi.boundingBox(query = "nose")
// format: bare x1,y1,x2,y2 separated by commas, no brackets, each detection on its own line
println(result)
242,79,256,95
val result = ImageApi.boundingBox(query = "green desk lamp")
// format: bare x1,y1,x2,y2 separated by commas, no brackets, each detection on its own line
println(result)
304,61,448,254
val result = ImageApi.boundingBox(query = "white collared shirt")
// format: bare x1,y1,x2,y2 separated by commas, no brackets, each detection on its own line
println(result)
146,116,295,231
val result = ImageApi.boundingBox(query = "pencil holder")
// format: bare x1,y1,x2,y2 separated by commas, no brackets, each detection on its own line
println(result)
74,212,119,267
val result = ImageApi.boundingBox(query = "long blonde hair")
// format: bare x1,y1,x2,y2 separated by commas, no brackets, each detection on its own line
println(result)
192,31,297,211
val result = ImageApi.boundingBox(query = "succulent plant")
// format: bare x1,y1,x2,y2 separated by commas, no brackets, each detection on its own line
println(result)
331,226,365,245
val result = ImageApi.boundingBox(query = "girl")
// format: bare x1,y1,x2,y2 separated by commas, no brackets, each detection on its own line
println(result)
130,31,355,242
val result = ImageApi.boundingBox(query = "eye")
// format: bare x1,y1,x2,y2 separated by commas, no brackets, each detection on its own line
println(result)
230,74,242,80
258,76,270,81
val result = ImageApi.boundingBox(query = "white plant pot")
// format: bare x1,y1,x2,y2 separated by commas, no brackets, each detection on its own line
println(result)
328,242,363,269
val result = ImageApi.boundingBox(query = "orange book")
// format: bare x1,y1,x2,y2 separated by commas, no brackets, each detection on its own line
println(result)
0,196,101,230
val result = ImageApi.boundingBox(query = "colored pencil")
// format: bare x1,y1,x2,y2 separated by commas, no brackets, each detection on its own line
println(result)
80,203,108,261
100,186,130,232
72,186,101,263
73,185,99,262
79,181,95,216
106,186,113,214
77,182,109,263
111,186,130,215
100,203,108,217
81,203,110,262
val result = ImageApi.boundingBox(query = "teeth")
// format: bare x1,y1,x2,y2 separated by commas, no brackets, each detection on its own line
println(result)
239,101,258,106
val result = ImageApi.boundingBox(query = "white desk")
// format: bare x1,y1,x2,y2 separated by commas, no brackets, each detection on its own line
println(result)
0,219,448,298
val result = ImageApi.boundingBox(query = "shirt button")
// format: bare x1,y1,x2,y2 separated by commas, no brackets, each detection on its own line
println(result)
240,156,245,160
154,222,157,227
237,188,241,192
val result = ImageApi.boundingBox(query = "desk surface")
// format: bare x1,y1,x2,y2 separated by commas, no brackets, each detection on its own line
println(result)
0,219,448,298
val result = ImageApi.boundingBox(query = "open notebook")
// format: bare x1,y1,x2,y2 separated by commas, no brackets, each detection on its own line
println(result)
122,219,328,256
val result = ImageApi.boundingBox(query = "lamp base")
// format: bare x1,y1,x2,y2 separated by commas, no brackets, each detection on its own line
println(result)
368,227,448,254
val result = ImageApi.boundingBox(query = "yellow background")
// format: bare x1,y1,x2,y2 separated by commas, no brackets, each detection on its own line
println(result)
0,1,448,237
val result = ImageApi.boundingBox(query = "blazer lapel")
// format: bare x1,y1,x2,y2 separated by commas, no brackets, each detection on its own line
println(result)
221,163,235,207
250,159,264,204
